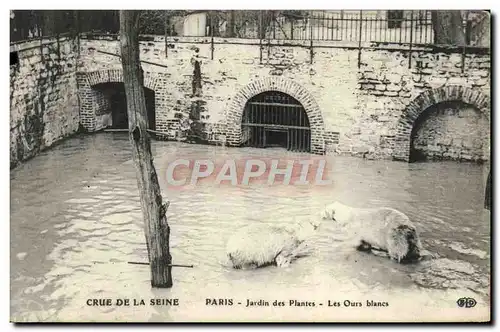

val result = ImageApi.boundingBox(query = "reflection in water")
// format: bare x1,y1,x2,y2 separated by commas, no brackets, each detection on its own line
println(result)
10,133,490,322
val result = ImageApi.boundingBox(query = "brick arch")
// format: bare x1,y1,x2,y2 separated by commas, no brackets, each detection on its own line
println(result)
392,86,490,162
77,69,161,132
225,77,326,154
85,69,158,90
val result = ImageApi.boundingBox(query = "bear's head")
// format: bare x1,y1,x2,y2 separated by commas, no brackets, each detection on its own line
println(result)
290,219,322,242
320,201,350,225
321,202,338,221
306,218,321,231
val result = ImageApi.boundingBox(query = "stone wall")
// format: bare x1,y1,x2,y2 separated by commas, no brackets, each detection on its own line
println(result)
10,36,80,169
76,35,491,161
357,47,490,161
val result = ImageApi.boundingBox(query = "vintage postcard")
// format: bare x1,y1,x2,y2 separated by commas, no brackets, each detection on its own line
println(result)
10,9,491,323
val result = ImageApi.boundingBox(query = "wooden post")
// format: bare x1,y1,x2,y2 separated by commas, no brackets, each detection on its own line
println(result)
227,10,235,38
309,12,314,64
259,11,263,64
461,11,470,74
358,10,363,68
164,11,169,58
272,11,276,39
409,11,414,69
38,12,43,62
210,11,215,60
119,10,173,288
75,10,80,57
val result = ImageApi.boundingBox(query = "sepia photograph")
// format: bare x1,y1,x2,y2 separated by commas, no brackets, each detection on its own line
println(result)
9,7,492,323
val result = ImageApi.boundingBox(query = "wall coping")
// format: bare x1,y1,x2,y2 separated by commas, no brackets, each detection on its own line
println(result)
11,33,491,56
77,34,491,55
10,34,76,52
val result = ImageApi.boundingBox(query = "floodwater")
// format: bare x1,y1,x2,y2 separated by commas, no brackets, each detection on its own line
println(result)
10,133,491,322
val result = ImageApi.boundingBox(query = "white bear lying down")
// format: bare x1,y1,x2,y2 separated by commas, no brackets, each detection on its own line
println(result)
321,201,422,263
225,219,320,269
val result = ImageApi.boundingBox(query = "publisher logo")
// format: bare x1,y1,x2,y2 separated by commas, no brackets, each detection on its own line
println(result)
456,297,477,308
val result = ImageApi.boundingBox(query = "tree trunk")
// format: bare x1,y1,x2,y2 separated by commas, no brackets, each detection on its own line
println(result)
258,11,274,39
119,10,173,288
42,10,57,36
432,10,466,46
226,10,236,38
209,11,220,37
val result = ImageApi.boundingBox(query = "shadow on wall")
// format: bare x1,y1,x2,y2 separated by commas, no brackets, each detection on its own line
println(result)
92,82,156,130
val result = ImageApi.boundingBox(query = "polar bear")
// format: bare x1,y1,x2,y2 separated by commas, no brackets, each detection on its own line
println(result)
225,219,321,269
321,201,422,263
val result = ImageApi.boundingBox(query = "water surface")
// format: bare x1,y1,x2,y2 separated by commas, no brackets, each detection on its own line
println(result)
10,133,491,322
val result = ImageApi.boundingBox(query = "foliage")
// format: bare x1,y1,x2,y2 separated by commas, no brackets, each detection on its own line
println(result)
138,11,166,35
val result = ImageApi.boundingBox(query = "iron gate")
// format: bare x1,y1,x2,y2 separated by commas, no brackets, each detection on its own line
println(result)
241,91,311,152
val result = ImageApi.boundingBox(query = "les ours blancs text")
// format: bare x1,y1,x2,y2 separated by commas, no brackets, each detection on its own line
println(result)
86,298,389,308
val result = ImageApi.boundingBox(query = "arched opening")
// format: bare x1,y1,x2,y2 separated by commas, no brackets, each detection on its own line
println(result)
92,82,156,130
409,100,488,163
392,86,490,162
241,91,311,152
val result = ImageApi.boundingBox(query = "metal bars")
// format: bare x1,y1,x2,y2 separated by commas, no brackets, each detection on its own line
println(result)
241,91,311,152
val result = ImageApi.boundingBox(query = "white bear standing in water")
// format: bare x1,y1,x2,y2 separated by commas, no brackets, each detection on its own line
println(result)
321,201,422,263
225,219,321,269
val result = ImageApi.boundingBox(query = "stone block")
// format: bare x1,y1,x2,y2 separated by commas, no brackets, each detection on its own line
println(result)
361,83,375,90
385,73,402,83
386,84,401,92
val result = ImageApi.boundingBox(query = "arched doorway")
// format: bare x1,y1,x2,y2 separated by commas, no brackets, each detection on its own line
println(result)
392,86,490,162
241,91,311,152
409,100,488,163
225,77,325,154
93,82,156,130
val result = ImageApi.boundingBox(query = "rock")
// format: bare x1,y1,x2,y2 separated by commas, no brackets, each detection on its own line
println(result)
386,84,401,92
